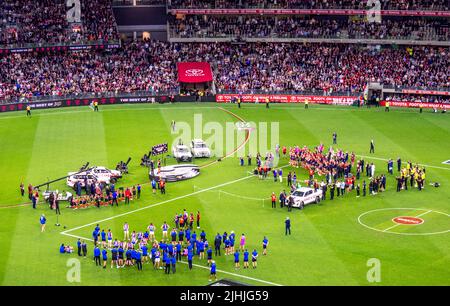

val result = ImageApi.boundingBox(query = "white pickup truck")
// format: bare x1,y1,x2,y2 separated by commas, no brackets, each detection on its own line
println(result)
190,139,211,158
291,187,323,209
172,145,193,162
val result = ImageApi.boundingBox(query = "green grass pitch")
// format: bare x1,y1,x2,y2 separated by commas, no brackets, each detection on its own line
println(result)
0,103,449,286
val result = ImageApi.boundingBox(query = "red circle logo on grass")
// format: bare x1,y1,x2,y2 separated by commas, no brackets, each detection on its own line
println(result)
393,216,424,225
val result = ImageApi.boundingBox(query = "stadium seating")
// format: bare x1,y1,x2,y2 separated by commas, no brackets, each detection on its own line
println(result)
169,15,449,41
0,0,119,46
1,41,448,103
168,0,449,10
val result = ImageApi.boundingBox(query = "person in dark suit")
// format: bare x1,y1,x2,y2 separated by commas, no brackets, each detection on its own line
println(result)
55,198,61,215
285,217,291,235
214,233,222,256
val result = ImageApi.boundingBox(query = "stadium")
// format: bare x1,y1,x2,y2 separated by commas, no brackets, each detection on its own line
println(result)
0,0,449,290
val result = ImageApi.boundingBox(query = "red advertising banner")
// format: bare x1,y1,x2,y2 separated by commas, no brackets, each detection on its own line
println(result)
401,89,449,96
381,101,450,109
216,94,357,105
177,62,213,83
170,9,450,17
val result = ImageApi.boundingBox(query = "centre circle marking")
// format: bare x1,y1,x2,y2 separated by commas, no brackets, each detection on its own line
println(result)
357,208,450,236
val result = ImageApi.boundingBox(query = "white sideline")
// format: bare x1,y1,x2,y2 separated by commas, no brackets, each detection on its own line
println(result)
357,155,450,171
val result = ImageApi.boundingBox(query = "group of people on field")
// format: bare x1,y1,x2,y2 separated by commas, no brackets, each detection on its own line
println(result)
69,184,142,209
59,211,269,281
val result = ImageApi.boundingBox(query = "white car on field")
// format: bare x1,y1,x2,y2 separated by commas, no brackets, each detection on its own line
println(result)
291,187,323,208
89,166,122,184
67,166,122,188
190,139,211,158
172,145,193,162
67,172,98,188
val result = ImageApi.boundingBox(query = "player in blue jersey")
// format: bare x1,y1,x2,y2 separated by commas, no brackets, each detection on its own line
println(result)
101,230,107,248
262,236,269,255
206,247,213,266
111,247,118,268
176,242,182,261
209,261,217,282
224,236,230,255
243,249,249,269
197,240,205,259
102,248,108,269
187,249,194,270
252,249,259,269
234,250,240,269
118,245,124,268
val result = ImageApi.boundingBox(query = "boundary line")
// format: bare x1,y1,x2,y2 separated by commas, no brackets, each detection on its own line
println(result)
357,154,450,172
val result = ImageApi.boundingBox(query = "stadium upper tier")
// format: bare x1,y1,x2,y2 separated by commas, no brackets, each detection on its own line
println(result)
0,0,119,47
1,41,448,103
169,15,449,42
168,0,449,10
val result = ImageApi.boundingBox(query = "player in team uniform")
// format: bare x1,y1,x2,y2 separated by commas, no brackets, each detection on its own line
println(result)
206,247,213,266
234,250,240,269
141,243,148,264
243,249,249,269
262,236,269,255
209,261,217,282
111,247,118,268
161,222,169,241
101,230,107,248
118,245,124,268
252,249,259,269
107,230,113,248
102,248,108,269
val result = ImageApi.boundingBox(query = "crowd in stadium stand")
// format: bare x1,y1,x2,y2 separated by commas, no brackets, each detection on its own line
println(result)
0,40,179,101
385,94,450,104
0,0,118,46
170,15,449,41
168,0,448,10
1,40,448,102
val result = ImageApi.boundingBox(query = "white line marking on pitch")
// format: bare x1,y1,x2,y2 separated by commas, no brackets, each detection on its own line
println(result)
61,232,282,286
358,208,450,236
61,174,254,234
0,105,219,120
357,155,450,171
382,210,432,232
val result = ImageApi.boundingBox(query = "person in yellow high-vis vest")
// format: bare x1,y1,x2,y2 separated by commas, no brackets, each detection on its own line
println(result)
26,105,31,117
419,103,423,113
93,101,99,112
385,101,390,112
305,99,309,109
